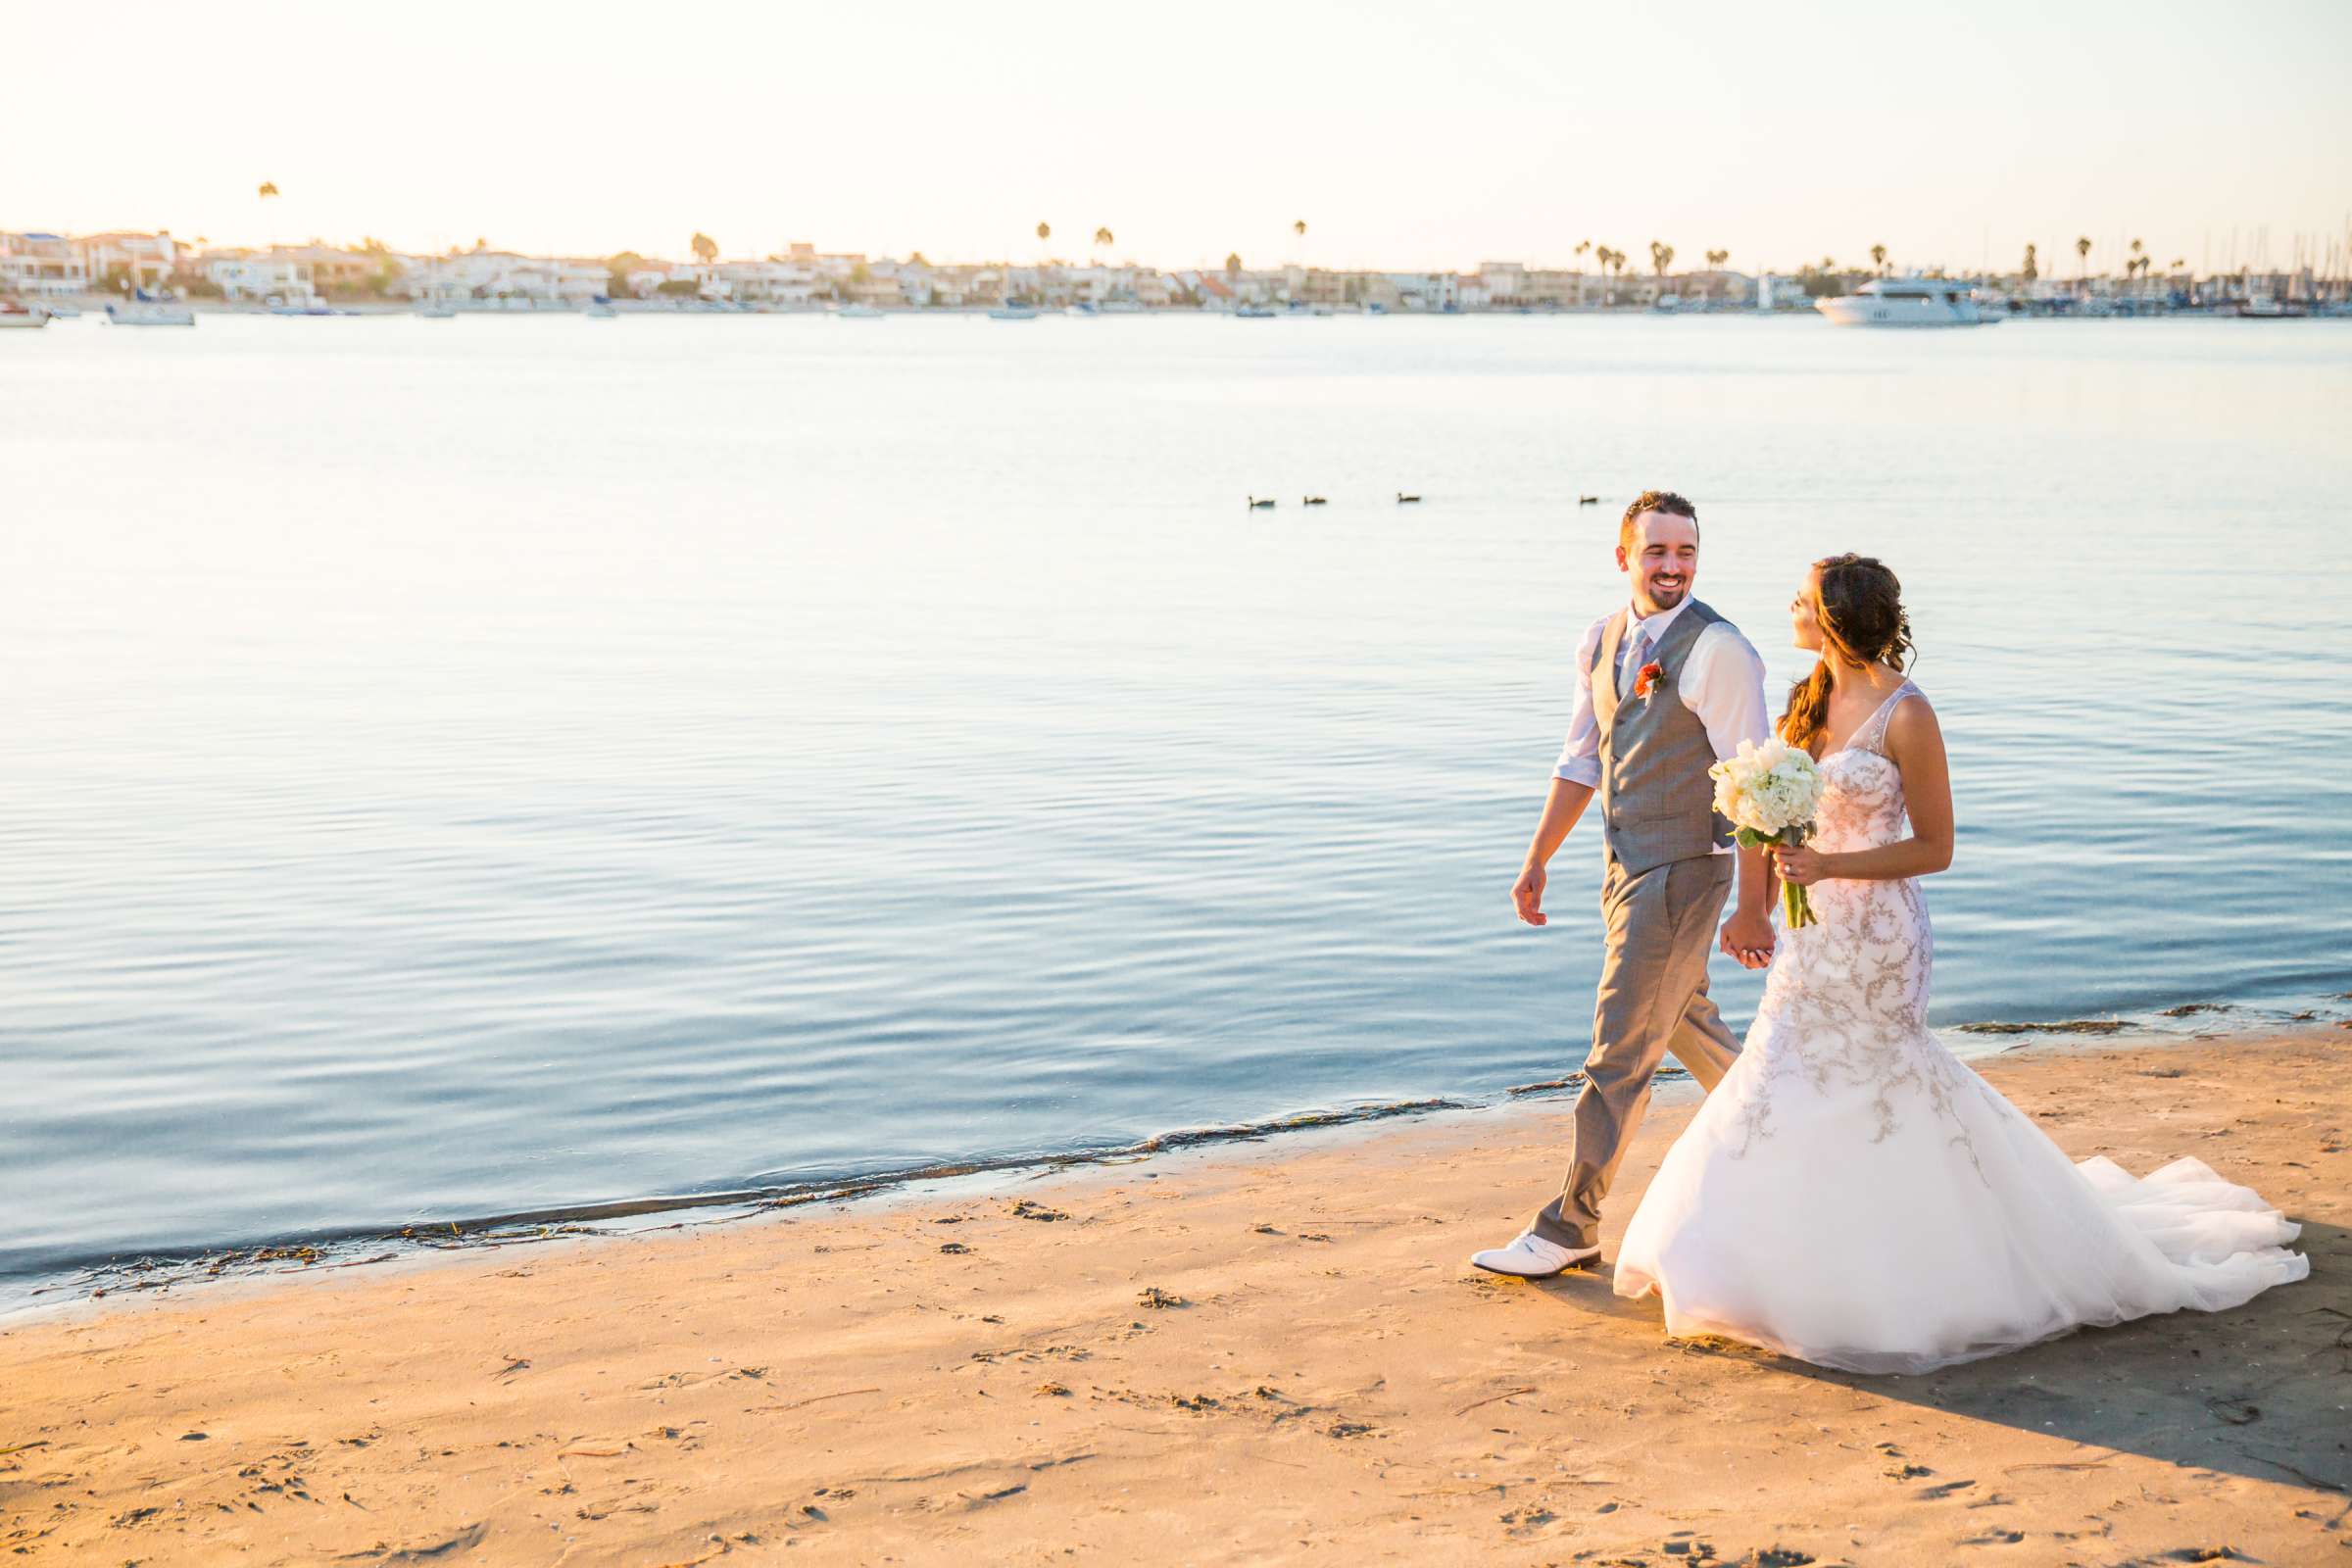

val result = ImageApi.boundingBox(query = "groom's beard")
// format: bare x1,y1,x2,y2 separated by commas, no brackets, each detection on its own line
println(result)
1640,572,1690,610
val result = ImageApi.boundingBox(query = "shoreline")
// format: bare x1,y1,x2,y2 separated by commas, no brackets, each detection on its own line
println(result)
10,999,2341,1318
3,1025,2343,1564
28,295,2352,321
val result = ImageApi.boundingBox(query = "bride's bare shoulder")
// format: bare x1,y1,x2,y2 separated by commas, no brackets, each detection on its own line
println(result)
1884,686,1942,749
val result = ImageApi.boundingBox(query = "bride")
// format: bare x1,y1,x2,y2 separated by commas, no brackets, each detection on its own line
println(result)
1611,554,2308,1374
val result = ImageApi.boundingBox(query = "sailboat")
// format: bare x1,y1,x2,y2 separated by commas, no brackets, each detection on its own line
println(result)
106,288,196,326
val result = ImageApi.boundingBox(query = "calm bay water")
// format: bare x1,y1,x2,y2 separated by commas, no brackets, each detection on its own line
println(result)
4,312,2347,1293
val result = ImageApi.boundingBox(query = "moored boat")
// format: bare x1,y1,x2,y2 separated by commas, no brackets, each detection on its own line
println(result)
2234,295,2308,319
0,299,49,329
1816,277,1997,327
106,295,196,326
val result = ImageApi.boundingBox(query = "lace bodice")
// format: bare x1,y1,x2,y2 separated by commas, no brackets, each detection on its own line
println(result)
1729,681,1979,1157
1808,679,1919,856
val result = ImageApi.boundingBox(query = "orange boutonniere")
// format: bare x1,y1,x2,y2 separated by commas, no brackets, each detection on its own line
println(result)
1634,661,1666,699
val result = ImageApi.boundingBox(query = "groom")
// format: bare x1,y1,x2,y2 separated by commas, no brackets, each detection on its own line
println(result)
1471,490,1777,1278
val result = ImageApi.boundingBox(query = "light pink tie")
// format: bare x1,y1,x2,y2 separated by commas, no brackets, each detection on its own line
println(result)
1620,627,1650,698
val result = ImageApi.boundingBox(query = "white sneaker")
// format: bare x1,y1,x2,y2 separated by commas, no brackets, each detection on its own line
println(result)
1467,1231,1599,1278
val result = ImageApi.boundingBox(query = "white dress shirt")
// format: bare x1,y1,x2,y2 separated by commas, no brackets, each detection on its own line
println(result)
1552,600,1772,853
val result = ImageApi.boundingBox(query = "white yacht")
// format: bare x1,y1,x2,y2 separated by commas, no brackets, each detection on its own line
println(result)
2234,294,2307,319
0,300,49,329
1816,278,1998,327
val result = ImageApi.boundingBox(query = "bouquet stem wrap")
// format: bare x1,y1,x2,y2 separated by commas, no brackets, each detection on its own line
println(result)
1737,826,1818,928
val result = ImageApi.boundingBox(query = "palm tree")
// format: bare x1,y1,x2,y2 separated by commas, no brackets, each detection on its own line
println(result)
2076,235,2092,279
257,180,280,200
1224,252,1242,279
1702,249,1729,300
1598,247,1627,305
1870,244,1888,275
690,232,718,266
1293,219,1306,240
2127,237,2144,286
2022,243,2038,282
1036,221,1052,248
1575,239,1591,271
1649,240,1674,278
1093,226,1113,252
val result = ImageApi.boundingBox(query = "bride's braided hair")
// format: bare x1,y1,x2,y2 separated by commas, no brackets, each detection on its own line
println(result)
1778,554,1916,751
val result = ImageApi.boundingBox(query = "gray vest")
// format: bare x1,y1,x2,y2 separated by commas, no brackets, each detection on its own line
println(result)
1591,599,1738,874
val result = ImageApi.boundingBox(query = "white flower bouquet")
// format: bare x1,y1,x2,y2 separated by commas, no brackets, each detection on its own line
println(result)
1707,738,1828,928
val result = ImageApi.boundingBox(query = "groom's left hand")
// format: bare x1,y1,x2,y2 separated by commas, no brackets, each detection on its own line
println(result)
1720,908,1775,969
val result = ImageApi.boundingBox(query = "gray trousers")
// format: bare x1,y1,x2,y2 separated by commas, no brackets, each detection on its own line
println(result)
1529,854,1741,1250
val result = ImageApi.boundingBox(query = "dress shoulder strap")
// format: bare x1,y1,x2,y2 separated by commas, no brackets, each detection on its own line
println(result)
1853,680,1921,758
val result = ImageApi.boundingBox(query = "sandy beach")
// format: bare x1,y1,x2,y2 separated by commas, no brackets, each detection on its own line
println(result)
3,1026,2343,1565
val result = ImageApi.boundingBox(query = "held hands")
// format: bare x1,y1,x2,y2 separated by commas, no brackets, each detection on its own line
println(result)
1511,863,1547,926
1720,907,1775,970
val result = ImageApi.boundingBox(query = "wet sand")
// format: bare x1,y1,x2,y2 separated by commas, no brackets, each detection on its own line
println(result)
3,1027,2345,1565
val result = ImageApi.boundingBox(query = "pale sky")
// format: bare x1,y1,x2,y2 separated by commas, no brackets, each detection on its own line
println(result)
21,0,2350,275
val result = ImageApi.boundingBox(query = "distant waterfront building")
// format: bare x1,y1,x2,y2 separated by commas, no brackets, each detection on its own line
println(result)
1184,271,1236,310
78,231,179,292
1674,269,1754,306
1522,270,1592,308
1477,261,1526,307
205,253,318,303
846,259,906,308
399,250,601,303
709,259,823,304
0,232,90,296
923,264,984,308
269,244,379,294
1383,271,1460,312
622,266,674,298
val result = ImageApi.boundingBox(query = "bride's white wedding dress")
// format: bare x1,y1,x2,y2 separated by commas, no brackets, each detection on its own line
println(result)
1613,681,2308,1374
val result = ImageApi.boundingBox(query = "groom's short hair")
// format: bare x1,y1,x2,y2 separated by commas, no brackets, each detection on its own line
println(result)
1621,490,1698,549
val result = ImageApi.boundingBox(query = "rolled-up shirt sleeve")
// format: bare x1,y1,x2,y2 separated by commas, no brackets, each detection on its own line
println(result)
1683,623,1773,760
1551,618,1606,786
